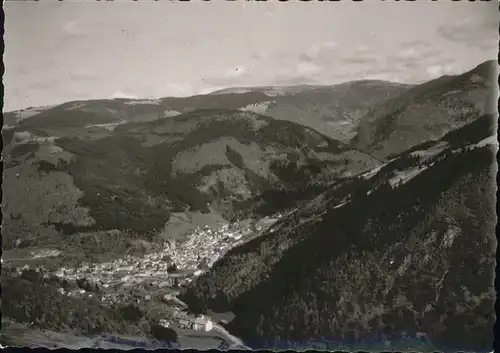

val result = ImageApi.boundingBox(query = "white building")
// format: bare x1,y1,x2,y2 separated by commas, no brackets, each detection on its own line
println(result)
159,319,171,328
178,318,192,329
193,315,213,332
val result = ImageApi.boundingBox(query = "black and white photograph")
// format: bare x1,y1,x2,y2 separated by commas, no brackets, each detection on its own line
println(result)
2,0,498,351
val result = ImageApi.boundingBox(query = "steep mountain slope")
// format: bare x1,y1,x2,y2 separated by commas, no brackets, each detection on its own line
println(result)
2,108,380,252
181,114,497,352
352,60,497,159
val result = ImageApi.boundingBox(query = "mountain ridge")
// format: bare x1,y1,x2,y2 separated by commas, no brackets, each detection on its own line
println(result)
4,80,412,143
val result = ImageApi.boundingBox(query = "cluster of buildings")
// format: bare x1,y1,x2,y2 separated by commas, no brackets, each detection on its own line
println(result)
9,214,284,310
168,222,256,270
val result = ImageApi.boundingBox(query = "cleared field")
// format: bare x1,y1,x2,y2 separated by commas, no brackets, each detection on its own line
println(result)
1,319,176,350
174,327,227,350
1,319,96,349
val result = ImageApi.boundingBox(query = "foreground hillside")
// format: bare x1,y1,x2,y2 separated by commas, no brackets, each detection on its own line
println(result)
352,60,497,159
0,266,182,349
181,114,497,351
2,108,379,253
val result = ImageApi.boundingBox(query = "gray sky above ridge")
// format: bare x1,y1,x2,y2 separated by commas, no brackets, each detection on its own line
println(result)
4,0,498,112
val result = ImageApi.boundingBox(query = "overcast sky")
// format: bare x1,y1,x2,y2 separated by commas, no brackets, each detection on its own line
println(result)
4,0,498,111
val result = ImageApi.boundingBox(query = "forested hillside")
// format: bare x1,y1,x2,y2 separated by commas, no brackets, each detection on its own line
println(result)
181,114,497,352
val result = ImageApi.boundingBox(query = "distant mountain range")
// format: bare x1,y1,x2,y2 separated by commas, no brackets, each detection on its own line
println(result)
6,61,495,152
4,79,410,144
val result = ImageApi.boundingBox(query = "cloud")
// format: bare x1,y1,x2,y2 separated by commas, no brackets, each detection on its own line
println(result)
111,91,137,99
299,41,337,62
118,82,199,99
255,57,322,86
342,56,376,65
358,72,403,83
426,64,454,78
119,81,218,99
390,44,442,67
202,45,330,89
250,51,267,61
296,61,321,76
62,21,88,39
398,40,430,50
70,69,99,82
327,42,462,84
202,65,253,87
397,47,420,60
437,15,498,52
202,42,392,89
222,66,250,79
272,72,318,86
161,82,197,97
299,43,382,71
120,28,493,102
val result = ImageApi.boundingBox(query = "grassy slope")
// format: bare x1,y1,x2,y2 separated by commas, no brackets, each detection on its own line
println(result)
180,117,496,351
